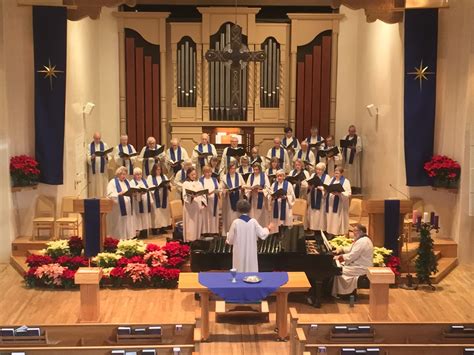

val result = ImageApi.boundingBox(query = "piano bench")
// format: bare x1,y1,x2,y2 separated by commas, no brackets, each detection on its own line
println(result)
357,275,371,289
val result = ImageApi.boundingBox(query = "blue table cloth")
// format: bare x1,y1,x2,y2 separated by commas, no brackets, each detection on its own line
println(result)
198,272,288,303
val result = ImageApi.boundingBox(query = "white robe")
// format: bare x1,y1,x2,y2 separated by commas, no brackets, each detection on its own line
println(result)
281,136,300,161
266,147,291,173
307,173,331,231
106,179,135,240
268,181,296,234
113,143,137,178
325,177,351,235
172,169,188,201
226,217,270,272
293,149,316,173
245,173,270,228
288,169,310,199
200,177,220,234
130,179,153,232
138,145,166,176
191,143,217,176
182,180,206,242
147,175,171,229
221,172,245,234
220,146,240,171
87,142,111,198
305,135,324,163
322,145,343,177
341,135,362,189
166,146,189,175
238,165,253,184
332,236,373,296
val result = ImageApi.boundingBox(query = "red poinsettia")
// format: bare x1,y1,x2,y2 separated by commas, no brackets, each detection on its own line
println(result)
386,256,401,277
162,241,190,259
26,254,53,268
146,243,161,252
10,155,40,186
166,256,185,268
104,237,119,252
56,255,88,270
424,155,461,181
68,236,84,256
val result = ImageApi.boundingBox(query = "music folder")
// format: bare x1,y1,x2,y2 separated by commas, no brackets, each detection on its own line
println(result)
194,149,214,158
318,146,340,158
169,159,184,167
227,146,246,158
185,188,209,197
143,145,165,158
306,175,323,187
250,156,262,165
308,140,325,150
340,139,356,149
93,147,114,157
285,172,306,185
118,151,138,158
271,188,287,199
323,183,345,193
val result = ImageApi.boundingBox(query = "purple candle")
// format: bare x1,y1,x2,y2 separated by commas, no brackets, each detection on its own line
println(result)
417,215,422,225
434,215,439,228
430,212,435,225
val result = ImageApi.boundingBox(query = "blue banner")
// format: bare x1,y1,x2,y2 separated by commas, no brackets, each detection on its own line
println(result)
84,199,101,258
33,6,67,185
404,9,438,186
384,199,400,257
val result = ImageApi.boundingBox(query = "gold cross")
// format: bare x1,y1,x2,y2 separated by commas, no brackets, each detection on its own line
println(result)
407,59,435,91
37,58,64,91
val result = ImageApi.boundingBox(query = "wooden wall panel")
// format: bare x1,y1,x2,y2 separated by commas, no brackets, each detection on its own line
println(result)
152,63,160,142
311,45,322,133
320,35,332,137
303,54,313,136
144,56,153,140
135,47,145,146
125,37,137,147
296,61,305,140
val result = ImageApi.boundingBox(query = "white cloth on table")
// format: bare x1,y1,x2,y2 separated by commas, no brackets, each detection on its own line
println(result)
200,176,220,234
341,135,362,189
325,177,351,235
106,179,135,240
87,141,110,198
147,175,171,229
182,180,206,242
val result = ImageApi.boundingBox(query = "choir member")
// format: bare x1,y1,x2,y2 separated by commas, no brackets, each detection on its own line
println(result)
322,135,342,176
147,163,171,235
332,224,373,297
182,167,207,242
294,141,316,172
221,136,242,171
249,146,265,168
87,132,111,198
325,167,351,237
245,163,270,227
114,134,137,177
288,159,310,198
192,133,217,176
226,199,273,272
307,162,330,232
268,169,296,234
221,162,245,234
266,137,290,172
199,166,220,235
238,155,252,183
281,126,300,161
208,156,222,179
106,166,135,240
138,136,165,176
130,167,152,239
265,156,280,185
305,126,324,163
341,125,362,194
173,159,193,200
166,137,189,175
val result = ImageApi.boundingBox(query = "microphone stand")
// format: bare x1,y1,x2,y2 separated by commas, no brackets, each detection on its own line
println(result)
400,233,415,290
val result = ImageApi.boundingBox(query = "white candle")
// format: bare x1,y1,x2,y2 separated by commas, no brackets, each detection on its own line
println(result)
423,212,430,223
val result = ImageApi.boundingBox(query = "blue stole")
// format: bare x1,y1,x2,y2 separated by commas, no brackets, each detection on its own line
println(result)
283,137,298,148
118,144,133,175
198,143,212,167
273,180,289,221
169,147,182,173
199,176,219,217
311,173,327,210
271,147,285,167
180,169,186,182
143,147,155,176
90,141,105,174
325,176,345,213
250,173,265,209
226,173,240,212
115,177,131,216
239,214,251,223
134,179,151,214
297,149,310,161
292,169,303,198
343,135,357,164
152,175,168,209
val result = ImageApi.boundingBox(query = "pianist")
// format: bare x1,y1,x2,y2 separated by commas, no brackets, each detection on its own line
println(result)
332,224,373,298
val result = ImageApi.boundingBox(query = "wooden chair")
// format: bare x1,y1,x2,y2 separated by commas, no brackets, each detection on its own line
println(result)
170,199,183,231
292,198,307,227
56,196,80,239
32,195,56,240
349,197,363,228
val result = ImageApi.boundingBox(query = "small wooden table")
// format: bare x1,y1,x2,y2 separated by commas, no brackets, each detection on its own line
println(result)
367,267,395,321
75,267,103,322
179,271,310,341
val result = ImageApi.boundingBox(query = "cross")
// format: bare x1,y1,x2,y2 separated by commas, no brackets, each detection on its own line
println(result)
205,24,266,119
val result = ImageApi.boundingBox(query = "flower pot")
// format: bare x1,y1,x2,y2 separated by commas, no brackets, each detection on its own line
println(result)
432,177,449,188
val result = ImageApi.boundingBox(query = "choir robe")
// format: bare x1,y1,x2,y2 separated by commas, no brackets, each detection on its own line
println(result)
325,176,351,235
293,149,316,173
166,146,189,175
191,143,217,176
138,145,165,177
130,178,153,232
106,178,135,240
305,135,324,163
265,147,291,173
182,180,207,241
220,146,240,171
245,172,270,227
322,145,343,176
226,215,270,272
172,168,188,201
199,176,220,234
307,173,331,231
221,172,245,234
332,235,373,296
87,141,111,198
341,135,362,189
250,155,266,169
147,174,171,229
265,167,278,186
113,143,137,178
281,136,301,162
288,169,310,199
238,165,253,184
268,180,296,234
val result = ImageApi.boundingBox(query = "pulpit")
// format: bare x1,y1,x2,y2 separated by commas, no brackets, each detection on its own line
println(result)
75,267,103,322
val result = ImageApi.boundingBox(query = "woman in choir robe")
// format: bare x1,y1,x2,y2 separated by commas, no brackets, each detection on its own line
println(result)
341,125,362,194
199,166,220,235
245,163,270,227
268,169,296,234
130,167,153,239
325,167,352,237
172,159,193,201
182,167,207,242
87,132,111,198
106,167,135,240
138,136,165,177
221,162,245,234
226,200,273,272
238,155,253,184
265,157,280,186
288,159,310,199
281,126,300,162
208,156,222,180
147,163,171,235
307,162,331,232
322,135,342,176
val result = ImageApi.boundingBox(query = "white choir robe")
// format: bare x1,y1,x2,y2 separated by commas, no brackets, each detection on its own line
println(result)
332,236,373,296
250,155,266,169
166,146,189,175
220,147,240,171
113,144,137,178
323,145,343,176
182,180,206,241
288,169,310,199
106,179,135,240
226,216,270,272
341,135,362,189
130,179,153,232
265,168,278,186
245,173,270,227
307,173,331,231
305,135,324,162
238,165,252,184
268,181,296,234
281,136,301,161
147,175,171,229
138,145,166,176
325,177,351,235
87,141,111,198
221,172,245,234
191,143,218,176
266,147,291,173
172,168,188,201
199,177,220,234
293,149,316,173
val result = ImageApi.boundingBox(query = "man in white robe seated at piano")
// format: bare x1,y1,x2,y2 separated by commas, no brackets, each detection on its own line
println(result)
332,224,373,299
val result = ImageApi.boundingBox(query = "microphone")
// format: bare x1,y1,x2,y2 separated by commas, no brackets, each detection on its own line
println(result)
389,183,409,199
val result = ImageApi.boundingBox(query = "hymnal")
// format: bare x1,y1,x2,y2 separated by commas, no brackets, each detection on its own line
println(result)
169,159,184,167
333,325,348,333
26,327,41,336
142,350,156,355
193,149,214,158
133,328,146,335
111,351,126,355
227,146,246,158
155,180,171,189
285,172,306,185
121,186,146,197
250,156,262,165
340,139,356,149
185,188,209,197
125,352,137,355
318,146,340,158
118,151,138,158
147,326,162,335
309,324,318,332
143,145,165,159
175,324,183,331
117,326,131,335
173,348,181,355
267,174,277,184
308,141,325,150
324,183,344,193
280,142,296,151
303,160,314,168
93,147,114,157
306,175,323,187
271,188,287,199
1,328,14,336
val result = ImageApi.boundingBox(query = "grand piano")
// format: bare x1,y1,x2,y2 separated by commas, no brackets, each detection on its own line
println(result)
190,226,341,307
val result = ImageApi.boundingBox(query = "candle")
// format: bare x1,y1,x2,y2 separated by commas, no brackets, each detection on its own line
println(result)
417,215,422,224
434,215,439,228
423,212,430,223
430,212,435,225
412,210,418,224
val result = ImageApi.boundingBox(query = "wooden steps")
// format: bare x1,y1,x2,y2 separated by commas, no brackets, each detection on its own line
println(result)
10,255,28,275
11,236,49,256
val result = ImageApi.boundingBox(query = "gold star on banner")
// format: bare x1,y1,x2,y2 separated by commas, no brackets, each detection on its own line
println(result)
407,59,435,91
37,58,64,91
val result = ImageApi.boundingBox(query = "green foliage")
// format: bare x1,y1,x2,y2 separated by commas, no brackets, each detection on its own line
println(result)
415,225,438,284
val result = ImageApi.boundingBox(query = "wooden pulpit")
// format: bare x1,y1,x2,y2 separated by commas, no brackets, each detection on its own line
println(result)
367,267,395,321
73,198,113,252
75,267,103,322
362,199,413,247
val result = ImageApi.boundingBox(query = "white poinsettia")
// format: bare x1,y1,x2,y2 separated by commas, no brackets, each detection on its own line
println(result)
93,252,121,268
116,239,146,258
45,239,70,258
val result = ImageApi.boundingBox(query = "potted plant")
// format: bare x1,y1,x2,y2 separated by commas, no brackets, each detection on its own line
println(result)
10,155,40,187
424,155,461,189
